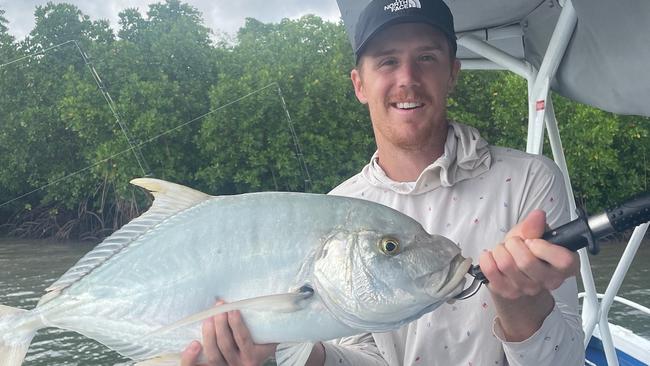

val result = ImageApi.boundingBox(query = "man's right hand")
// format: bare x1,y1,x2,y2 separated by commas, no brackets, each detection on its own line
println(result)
180,301,277,366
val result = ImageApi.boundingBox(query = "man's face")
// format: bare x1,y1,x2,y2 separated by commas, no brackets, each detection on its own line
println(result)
351,22,460,151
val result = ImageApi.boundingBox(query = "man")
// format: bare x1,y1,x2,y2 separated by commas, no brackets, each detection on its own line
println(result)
182,0,585,365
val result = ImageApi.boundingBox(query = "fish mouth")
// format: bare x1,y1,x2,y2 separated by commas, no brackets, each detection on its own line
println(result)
417,254,472,298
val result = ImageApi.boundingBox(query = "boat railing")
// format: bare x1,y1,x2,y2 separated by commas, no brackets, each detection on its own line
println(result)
578,293,650,319
580,290,650,366
581,223,649,366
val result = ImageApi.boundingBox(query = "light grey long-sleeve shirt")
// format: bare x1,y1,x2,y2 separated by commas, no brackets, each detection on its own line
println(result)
324,122,585,366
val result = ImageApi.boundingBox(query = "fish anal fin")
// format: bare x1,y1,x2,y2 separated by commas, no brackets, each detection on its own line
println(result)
134,353,181,366
276,342,314,366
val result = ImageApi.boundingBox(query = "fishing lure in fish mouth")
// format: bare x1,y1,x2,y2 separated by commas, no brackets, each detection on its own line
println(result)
454,191,650,300
452,264,487,300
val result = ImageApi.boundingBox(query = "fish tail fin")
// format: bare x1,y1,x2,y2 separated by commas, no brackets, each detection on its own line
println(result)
0,305,39,366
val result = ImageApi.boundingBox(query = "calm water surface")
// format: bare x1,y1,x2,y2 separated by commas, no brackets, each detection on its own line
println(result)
1,237,648,365
0,239,129,365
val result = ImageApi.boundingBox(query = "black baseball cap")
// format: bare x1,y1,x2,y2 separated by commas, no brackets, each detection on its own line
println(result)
354,0,457,62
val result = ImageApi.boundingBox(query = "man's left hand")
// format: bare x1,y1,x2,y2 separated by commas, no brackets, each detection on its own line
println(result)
478,209,580,341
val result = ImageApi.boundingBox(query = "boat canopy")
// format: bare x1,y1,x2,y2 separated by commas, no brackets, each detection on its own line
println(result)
336,0,650,117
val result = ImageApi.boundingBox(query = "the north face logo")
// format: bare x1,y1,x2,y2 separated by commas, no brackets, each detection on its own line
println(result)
384,0,421,12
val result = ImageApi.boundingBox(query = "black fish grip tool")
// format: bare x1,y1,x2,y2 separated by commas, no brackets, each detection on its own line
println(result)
454,192,650,300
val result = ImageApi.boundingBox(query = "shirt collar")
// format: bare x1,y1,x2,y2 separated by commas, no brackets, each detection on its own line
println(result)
361,122,492,194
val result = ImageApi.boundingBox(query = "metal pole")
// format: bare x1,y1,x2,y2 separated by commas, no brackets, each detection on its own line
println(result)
599,223,649,365
457,34,531,79
543,98,600,346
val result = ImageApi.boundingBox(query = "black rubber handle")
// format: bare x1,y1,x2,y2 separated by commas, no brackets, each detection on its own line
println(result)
606,192,650,232
542,208,598,254
541,192,650,255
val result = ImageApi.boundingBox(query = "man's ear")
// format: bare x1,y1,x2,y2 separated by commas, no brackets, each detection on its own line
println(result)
447,58,461,93
350,68,368,104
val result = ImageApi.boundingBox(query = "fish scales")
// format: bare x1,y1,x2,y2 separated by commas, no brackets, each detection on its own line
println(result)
0,179,471,365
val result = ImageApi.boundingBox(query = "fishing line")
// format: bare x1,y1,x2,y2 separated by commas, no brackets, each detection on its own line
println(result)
2,40,311,205
72,41,150,176
1,40,150,176
0,40,76,69
0,82,311,208
277,84,312,191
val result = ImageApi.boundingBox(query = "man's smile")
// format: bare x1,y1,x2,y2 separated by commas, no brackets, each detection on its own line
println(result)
394,102,424,110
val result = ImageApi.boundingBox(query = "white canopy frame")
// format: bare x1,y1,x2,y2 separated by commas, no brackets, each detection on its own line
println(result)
457,1,649,365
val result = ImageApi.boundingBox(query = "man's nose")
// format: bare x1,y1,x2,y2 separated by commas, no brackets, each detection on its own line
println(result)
396,61,421,88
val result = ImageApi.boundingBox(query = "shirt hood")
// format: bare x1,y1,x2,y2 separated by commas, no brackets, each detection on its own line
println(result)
360,122,492,195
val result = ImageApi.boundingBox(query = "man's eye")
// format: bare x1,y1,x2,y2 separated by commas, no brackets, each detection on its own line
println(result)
420,54,436,62
379,58,397,67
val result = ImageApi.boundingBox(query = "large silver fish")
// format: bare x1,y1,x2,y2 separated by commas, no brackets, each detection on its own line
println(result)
0,178,471,366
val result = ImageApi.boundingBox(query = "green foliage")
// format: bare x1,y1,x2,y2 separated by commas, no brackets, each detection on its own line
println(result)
0,1,647,238
0,2,111,214
551,96,649,211
450,71,649,212
196,16,372,194
0,9,16,58
0,0,218,233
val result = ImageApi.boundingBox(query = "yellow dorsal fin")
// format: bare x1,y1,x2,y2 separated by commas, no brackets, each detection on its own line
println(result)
130,178,212,210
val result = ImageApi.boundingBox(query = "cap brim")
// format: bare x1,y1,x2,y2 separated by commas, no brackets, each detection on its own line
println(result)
355,15,457,61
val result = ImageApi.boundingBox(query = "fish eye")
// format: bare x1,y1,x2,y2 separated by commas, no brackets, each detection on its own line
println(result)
379,237,400,255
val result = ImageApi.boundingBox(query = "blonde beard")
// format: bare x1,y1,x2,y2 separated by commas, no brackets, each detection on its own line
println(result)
371,114,449,153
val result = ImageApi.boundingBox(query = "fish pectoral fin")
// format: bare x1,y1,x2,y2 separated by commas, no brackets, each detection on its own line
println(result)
134,353,180,366
276,342,315,366
144,286,314,339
